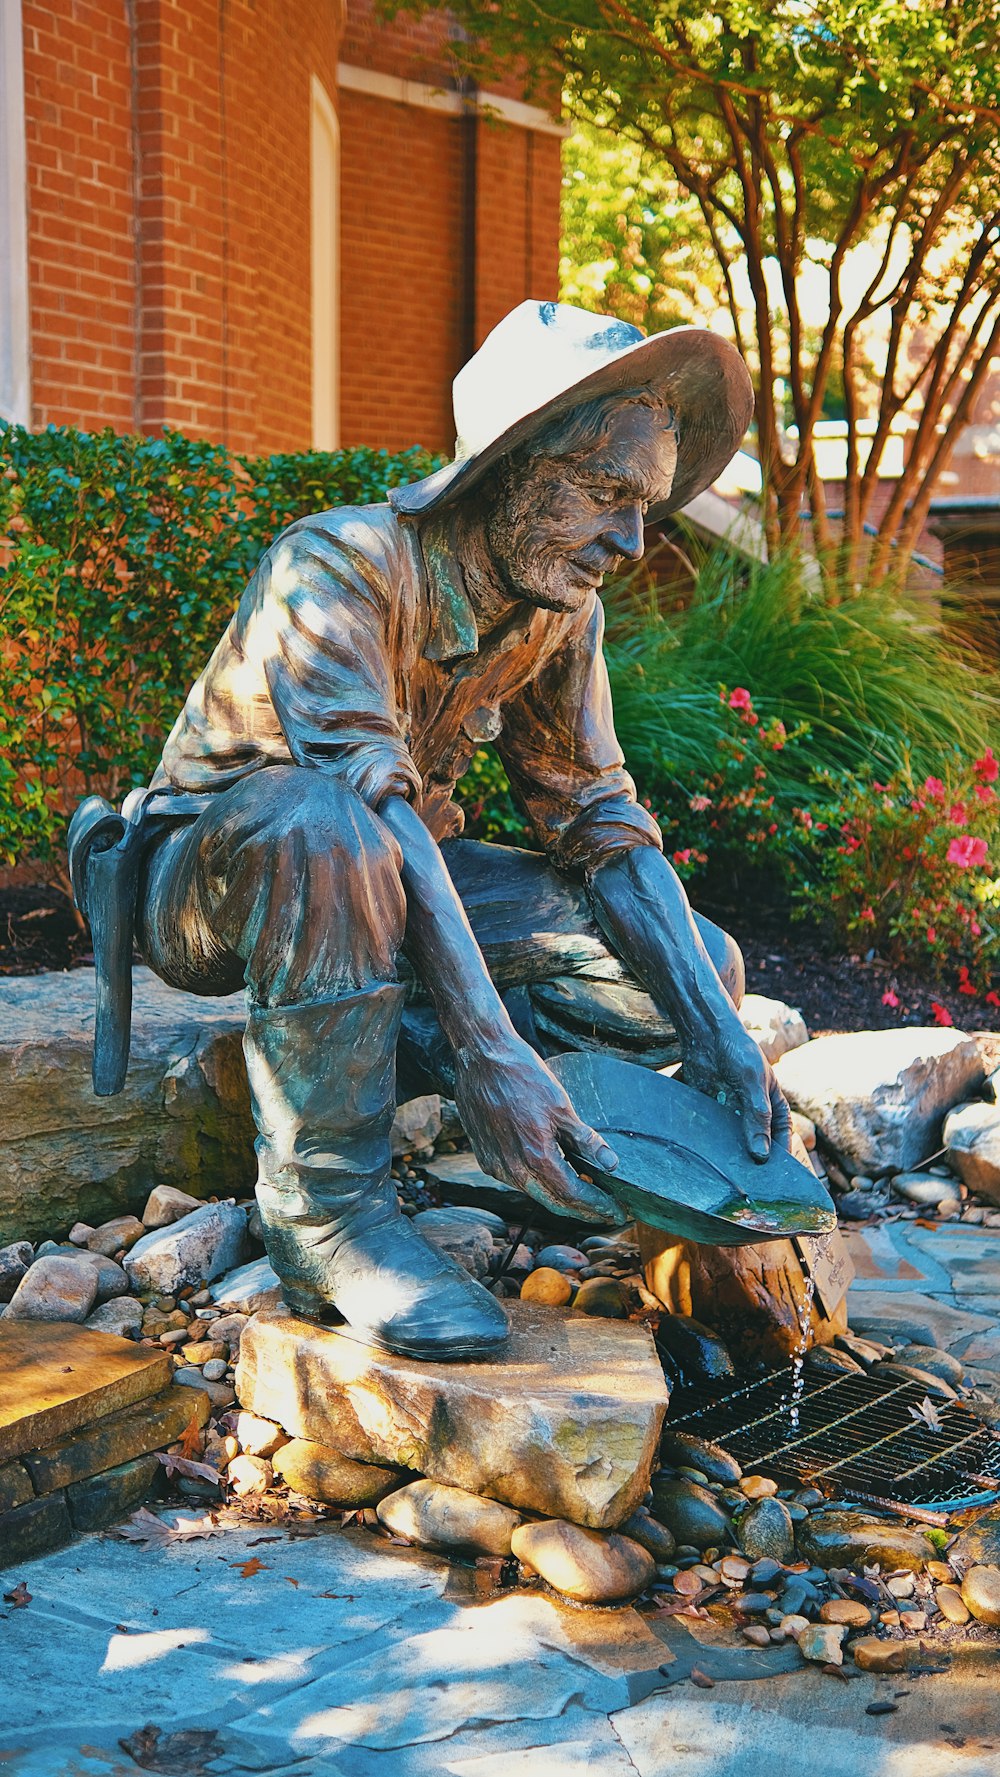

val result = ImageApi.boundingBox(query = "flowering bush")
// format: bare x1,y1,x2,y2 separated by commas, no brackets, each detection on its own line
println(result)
795,747,1000,988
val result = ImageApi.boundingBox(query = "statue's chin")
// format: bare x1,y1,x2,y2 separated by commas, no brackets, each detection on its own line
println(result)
512,570,597,614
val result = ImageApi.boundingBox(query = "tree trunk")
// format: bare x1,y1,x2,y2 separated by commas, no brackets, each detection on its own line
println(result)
639,1226,847,1364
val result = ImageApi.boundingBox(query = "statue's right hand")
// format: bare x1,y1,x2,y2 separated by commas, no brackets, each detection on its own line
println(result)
450,1033,625,1226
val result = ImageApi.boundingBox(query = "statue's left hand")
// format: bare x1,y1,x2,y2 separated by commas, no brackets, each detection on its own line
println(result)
680,1010,793,1162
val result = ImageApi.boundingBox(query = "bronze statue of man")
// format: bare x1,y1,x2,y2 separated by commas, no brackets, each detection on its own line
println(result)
71,301,790,1361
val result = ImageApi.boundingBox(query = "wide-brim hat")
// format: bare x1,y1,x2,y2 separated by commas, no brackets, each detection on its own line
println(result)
389,300,755,524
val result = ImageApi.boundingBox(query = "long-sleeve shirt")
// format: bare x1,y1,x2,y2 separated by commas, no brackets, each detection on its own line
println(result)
151,502,662,874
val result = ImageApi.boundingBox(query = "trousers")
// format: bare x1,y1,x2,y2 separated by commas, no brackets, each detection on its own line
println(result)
136,765,744,1091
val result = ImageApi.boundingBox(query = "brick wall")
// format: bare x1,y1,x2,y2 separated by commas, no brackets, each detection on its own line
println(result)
20,0,561,455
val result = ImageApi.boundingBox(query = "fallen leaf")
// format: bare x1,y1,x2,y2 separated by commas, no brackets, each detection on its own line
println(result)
118,1722,222,1774
866,1700,899,1716
908,1395,943,1434
690,1666,715,1689
3,1582,31,1608
234,1557,268,1578
284,1577,300,1588
176,1416,204,1462
112,1507,229,1547
822,1663,852,1682
156,1452,222,1486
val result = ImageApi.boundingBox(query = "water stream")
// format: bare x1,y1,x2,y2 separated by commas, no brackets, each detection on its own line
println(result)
787,1269,817,1432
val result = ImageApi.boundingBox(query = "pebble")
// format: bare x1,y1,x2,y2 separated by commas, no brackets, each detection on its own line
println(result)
273,1438,402,1507
377,1480,522,1556
205,1312,248,1352
751,1557,785,1585
235,1412,287,1460
719,1555,751,1584
650,1478,733,1551
796,1623,847,1665
850,1637,910,1673
742,1625,771,1646
572,1278,626,1317
3,1255,98,1322
227,1454,272,1497
68,1223,94,1247
520,1267,572,1307
142,1185,205,1229
935,1583,970,1625
84,1296,144,1338
778,1614,808,1637
201,1358,228,1382
738,1592,776,1614
533,1245,588,1273
660,1432,741,1484
86,1215,145,1257
819,1599,870,1628
739,1475,778,1500
891,1174,959,1207
902,1611,927,1631
738,1497,795,1565
926,1559,954,1583
618,1509,676,1563
805,1345,865,1377
174,1366,233,1407
182,1339,225,1366
885,1571,915,1598
671,1569,703,1597
510,1520,655,1605
960,1564,1000,1626
158,1327,191,1348
893,1344,965,1387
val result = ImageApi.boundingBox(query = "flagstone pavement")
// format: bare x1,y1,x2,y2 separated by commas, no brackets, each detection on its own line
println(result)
2,1218,1000,1777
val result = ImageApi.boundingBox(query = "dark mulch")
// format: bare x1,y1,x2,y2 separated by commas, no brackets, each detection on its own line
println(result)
2,881,997,1038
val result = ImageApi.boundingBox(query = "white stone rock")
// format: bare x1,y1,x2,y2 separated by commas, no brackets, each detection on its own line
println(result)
775,1028,985,1175
124,1201,249,1295
739,994,809,1064
390,1094,441,1156
209,1255,282,1314
85,1295,144,1338
3,1254,99,1322
0,967,255,1247
377,1479,522,1555
943,1101,1000,1205
891,1173,959,1207
141,1184,205,1229
410,1209,494,1278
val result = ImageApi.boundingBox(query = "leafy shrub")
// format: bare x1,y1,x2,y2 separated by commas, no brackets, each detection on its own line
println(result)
0,424,441,881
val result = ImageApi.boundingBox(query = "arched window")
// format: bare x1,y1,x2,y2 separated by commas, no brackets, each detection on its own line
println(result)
310,75,340,451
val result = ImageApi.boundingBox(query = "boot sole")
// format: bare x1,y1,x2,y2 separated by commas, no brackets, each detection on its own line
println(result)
280,1290,509,1363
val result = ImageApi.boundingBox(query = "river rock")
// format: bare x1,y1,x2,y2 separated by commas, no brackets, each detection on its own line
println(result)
805,1344,865,1377
238,1300,668,1529
660,1431,741,1483
377,1479,521,1555
85,1296,144,1338
125,1201,249,1295
850,1636,911,1673
650,1477,733,1550
935,1583,970,1625
0,967,255,1245
819,1598,871,1628
0,1241,33,1303
656,1314,735,1382
797,1622,847,1665
950,1503,1000,1569
209,1255,282,1315
410,1210,494,1279
619,1507,676,1562
943,1101,1000,1203
738,1496,795,1564
272,1437,402,1507
573,1278,627,1317
86,1215,145,1257
3,1254,99,1322
520,1267,573,1307
774,1029,985,1176
141,1185,204,1229
534,1245,589,1273
390,1094,441,1156
739,994,809,1064
960,1565,1000,1626
235,1412,287,1459
893,1345,964,1386
510,1519,654,1604
798,1512,936,1571
890,1173,959,1208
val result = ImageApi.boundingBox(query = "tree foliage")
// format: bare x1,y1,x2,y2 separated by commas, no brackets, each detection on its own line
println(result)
401,0,1000,572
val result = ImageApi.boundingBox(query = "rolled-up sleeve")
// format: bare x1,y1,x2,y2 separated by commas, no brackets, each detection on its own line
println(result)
497,595,662,873
255,525,422,809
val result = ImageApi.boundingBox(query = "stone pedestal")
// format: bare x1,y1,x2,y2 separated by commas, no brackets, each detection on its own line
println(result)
236,1300,669,1530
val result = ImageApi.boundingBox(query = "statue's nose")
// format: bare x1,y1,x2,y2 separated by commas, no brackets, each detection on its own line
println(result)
602,502,645,561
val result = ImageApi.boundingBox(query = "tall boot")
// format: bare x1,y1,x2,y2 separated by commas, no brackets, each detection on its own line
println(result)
243,983,509,1361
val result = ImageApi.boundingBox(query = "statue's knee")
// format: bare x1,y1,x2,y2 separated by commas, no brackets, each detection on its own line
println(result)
218,767,404,915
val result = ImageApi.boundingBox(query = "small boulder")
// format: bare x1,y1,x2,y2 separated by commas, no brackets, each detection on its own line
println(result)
738,1497,795,1564
520,1267,572,1307
3,1254,98,1322
510,1519,654,1604
943,1101,1000,1204
739,994,809,1064
738,1475,778,1500
534,1244,589,1274
125,1202,249,1295
377,1479,522,1555
67,1222,94,1246
573,1278,627,1318
891,1173,960,1208
798,1512,935,1572
410,1210,494,1279
86,1215,145,1257
960,1565,1000,1626
618,1508,676,1563
272,1438,402,1507
796,1622,847,1665
660,1431,741,1484
0,1240,33,1304
209,1256,282,1315
85,1296,144,1338
142,1185,204,1230
893,1345,964,1387
236,1412,287,1460
850,1637,911,1673
227,1454,272,1497
650,1477,733,1551
819,1598,871,1628
390,1094,441,1156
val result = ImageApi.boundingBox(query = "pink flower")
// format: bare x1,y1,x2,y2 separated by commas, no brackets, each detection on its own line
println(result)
859,906,875,923
975,747,999,784
947,802,968,824
947,834,989,869
958,967,977,996
931,1002,953,1026
926,926,937,943
689,794,712,812
728,686,753,711
881,989,900,1008
971,920,982,937
673,849,692,865
986,990,1000,1010
975,784,996,805
923,776,946,802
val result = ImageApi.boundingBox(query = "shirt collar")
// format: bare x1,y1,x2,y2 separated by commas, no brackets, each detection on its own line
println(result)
415,511,480,662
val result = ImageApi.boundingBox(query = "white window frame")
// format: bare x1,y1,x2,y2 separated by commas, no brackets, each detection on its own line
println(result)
0,0,31,425
310,74,340,451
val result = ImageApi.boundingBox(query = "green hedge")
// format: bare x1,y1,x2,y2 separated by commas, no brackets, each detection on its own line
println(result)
0,424,441,879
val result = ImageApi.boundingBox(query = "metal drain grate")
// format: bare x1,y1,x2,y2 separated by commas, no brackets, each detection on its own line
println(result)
665,1367,1000,1513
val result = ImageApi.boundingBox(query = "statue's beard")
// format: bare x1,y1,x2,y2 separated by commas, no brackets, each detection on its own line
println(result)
485,477,614,612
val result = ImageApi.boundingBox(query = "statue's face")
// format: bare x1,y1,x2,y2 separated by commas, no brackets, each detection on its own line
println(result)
486,402,678,613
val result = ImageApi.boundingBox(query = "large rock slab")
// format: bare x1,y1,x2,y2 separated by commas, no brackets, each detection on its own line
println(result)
0,968,255,1244
237,1301,668,1529
0,1320,171,1462
943,1100,1000,1204
774,1028,985,1175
